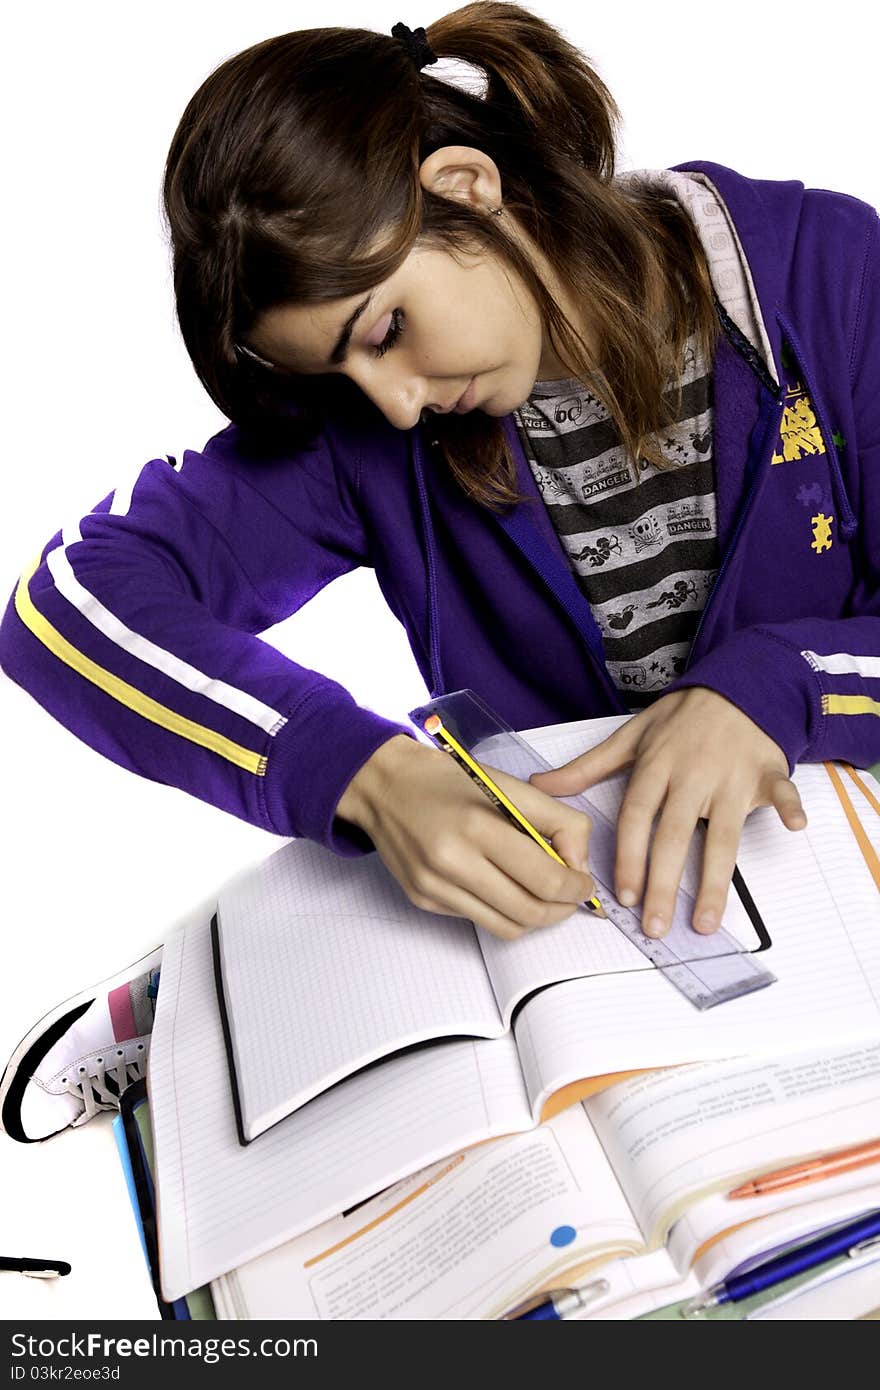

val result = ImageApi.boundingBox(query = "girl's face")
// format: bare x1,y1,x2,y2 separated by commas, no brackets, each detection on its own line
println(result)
247,143,593,431
247,236,573,432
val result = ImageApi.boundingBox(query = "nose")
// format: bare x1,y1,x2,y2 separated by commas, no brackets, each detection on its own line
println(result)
344,363,431,431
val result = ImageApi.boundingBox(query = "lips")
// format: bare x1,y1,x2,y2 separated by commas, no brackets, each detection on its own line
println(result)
428,377,477,414
453,377,477,413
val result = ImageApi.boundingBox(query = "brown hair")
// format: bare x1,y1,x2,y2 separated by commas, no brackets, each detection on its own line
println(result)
162,1,721,510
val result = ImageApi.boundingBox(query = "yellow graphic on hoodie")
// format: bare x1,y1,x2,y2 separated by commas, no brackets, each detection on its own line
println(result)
772,383,827,463
772,342,827,463
811,512,834,553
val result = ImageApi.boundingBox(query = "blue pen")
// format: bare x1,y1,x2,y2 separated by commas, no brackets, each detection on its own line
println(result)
684,1207,880,1314
515,1279,610,1320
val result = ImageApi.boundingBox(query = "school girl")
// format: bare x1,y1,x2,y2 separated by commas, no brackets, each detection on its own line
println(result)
2,4,878,1140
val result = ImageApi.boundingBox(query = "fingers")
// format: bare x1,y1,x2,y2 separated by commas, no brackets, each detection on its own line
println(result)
688,803,745,935
528,718,642,797
616,768,747,939
685,771,804,937
768,774,808,831
406,831,590,942
483,765,594,884
389,757,598,940
631,788,698,939
613,761,665,912
486,822,596,912
418,764,598,938
514,691,808,945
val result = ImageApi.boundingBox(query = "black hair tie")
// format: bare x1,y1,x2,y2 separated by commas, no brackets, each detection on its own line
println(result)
391,22,438,71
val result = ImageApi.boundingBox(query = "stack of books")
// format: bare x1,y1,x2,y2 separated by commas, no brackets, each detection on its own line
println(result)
113,714,880,1319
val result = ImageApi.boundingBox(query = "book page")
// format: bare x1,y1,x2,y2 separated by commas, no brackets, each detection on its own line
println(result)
216,837,504,1141
474,716,762,1022
546,1182,880,1319
149,913,535,1302
580,1041,880,1247
501,754,880,1117
219,1107,642,1320
674,1179,880,1286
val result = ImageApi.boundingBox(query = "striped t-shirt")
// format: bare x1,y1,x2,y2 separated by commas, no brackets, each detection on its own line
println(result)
514,340,716,708
512,167,776,710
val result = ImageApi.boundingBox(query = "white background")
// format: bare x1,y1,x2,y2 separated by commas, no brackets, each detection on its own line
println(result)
1,1,877,1320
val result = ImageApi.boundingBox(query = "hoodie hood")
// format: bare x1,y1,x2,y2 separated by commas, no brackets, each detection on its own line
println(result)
671,159,801,381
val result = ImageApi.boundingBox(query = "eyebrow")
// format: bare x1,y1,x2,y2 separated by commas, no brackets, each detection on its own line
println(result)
329,292,375,366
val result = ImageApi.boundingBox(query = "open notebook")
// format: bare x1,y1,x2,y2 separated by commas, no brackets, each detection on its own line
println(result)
148,715,880,1301
212,718,766,1146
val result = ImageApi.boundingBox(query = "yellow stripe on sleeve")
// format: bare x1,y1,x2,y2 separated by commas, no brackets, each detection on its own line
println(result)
14,551,267,775
822,694,880,718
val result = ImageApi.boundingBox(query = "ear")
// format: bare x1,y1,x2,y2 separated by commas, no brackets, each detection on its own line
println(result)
418,145,503,212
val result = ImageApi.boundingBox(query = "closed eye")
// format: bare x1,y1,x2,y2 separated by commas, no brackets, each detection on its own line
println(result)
373,308,405,358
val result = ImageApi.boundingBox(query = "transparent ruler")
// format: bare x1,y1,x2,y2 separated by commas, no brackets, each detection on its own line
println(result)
409,689,775,1012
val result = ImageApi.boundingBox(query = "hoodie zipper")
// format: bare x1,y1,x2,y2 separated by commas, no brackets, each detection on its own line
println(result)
684,293,791,670
712,295,781,397
414,422,627,712
412,430,445,697
688,311,858,668
684,384,785,669
495,412,629,709
498,502,629,712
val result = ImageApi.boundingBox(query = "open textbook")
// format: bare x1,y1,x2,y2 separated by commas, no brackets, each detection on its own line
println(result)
149,716,880,1300
206,1042,880,1319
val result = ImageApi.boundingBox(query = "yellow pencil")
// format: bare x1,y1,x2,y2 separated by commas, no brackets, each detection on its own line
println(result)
422,715,605,917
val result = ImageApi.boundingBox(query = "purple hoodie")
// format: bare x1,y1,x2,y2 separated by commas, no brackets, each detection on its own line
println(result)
1,160,878,857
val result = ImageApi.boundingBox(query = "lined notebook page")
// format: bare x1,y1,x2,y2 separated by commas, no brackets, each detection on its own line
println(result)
149,915,534,1301
512,759,880,1116
217,839,502,1140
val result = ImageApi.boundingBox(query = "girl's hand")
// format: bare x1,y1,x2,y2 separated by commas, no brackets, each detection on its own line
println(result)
528,687,807,938
336,734,596,940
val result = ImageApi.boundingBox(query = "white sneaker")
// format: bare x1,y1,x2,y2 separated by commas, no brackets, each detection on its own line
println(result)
0,946,162,1143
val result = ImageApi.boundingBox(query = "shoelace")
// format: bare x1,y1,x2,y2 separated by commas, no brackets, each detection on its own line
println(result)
60,1038,151,1125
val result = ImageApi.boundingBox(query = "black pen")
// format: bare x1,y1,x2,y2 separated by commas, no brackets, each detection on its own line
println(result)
0,1255,71,1279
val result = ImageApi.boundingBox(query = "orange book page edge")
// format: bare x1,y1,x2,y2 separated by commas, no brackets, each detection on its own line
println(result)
843,762,880,818
825,762,880,894
692,1213,767,1263
540,1068,661,1121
